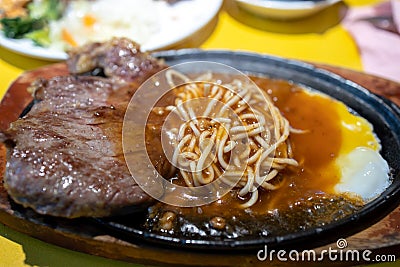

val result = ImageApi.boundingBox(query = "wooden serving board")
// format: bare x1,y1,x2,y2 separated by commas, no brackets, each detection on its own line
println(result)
0,63,399,266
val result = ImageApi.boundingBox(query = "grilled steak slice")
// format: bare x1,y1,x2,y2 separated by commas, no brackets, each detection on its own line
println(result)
1,39,170,218
67,37,163,84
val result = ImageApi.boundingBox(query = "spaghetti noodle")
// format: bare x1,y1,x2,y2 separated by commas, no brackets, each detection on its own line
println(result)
159,70,299,208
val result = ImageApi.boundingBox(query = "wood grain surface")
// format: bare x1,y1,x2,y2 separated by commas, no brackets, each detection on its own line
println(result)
0,62,399,266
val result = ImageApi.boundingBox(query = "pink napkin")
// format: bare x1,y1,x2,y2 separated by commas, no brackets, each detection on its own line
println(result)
343,0,400,83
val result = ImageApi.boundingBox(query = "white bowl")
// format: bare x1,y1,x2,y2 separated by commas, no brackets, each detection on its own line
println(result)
235,0,341,20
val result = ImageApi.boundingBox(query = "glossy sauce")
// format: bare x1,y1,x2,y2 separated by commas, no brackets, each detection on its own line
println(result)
202,79,341,214
145,76,373,237
252,78,342,212
150,77,365,220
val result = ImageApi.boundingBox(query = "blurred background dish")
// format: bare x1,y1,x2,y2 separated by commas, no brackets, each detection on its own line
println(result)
235,0,341,20
0,34,66,61
0,0,223,61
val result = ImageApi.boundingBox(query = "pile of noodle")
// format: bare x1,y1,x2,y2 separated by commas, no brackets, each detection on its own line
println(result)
160,70,299,208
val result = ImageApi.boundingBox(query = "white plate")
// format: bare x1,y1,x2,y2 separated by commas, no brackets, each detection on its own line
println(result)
0,0,222,61
236,0,341,20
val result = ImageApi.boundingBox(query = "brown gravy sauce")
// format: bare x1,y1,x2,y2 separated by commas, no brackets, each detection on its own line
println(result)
164,77,344,215
144,76,365,237
251,77,342,212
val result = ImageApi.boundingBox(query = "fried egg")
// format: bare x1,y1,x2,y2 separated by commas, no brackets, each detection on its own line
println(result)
333,99,390,201
249,77,393,208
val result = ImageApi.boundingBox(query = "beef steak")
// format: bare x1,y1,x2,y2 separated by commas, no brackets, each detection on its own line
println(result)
0,38,169,218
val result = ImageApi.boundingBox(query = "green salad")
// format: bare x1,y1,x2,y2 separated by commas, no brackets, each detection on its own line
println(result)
0,0,66,46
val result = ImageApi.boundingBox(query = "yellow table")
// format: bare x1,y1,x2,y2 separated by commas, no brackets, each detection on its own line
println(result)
1,0,398,266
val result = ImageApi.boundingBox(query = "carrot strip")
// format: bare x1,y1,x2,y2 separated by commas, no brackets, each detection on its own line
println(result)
61,28,78,47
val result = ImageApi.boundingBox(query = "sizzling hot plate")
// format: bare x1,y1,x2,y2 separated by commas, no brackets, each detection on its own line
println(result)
93,50,400,251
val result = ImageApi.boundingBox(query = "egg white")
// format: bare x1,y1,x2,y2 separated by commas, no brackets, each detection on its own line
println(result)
334,147,390,201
